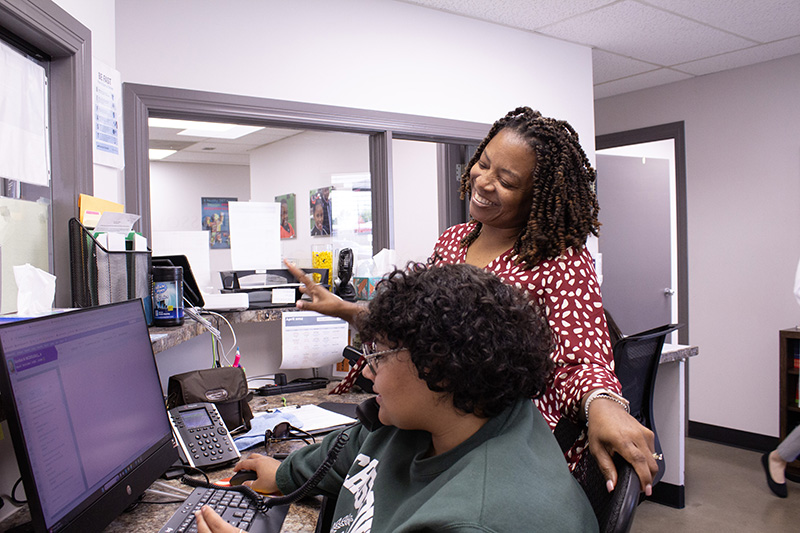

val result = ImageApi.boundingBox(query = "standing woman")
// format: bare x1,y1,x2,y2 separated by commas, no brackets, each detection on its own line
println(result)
287,106,659,494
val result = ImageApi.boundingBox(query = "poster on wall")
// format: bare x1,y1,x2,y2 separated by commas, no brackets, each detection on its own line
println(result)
201,197,236,249
309,187,332,237
275,193,296,239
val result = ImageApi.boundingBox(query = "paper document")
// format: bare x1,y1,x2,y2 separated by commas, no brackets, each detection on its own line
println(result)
281,311,348,369
268,404,356,433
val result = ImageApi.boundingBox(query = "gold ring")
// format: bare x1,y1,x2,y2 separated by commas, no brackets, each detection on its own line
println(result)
652,453,663,460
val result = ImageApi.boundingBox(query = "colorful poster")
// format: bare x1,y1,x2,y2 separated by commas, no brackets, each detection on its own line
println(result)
201,197,236,249
275,193,297,239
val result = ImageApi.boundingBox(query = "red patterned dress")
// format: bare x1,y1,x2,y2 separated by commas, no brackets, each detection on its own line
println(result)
431,222,620,469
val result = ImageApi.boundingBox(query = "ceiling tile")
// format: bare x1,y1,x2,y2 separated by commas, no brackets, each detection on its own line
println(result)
593,68,694,99
538,0,756,66
644,0,800,42
674,36,800,75
396,0,616,29
593,49,660,83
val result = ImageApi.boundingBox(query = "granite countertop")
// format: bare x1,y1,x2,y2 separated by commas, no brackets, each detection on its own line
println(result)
149,308,290,354
660,343,699,364
0,386,371,533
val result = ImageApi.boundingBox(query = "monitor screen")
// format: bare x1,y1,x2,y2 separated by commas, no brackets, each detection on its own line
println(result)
0,300,178,532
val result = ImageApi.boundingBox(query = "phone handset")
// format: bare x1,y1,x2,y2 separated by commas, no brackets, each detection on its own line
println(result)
355,397,382,431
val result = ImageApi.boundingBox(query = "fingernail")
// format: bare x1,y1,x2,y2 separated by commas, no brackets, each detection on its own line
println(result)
645,484,652,496
606,479,614,492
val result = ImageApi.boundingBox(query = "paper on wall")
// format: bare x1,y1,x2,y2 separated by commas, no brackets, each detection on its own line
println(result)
228,202,281,270
281,311,348,369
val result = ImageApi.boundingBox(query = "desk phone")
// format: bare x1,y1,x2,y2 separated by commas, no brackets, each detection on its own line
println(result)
168,402,240,469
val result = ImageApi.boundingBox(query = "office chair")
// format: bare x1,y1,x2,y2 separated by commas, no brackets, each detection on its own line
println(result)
612,323,683,486
554,417,641,533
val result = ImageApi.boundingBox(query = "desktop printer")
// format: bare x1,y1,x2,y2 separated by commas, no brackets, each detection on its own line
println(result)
219,269,330,309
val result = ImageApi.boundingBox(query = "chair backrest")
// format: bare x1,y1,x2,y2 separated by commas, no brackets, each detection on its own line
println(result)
613,323,681,427
613,323,682,486
554,417,641,533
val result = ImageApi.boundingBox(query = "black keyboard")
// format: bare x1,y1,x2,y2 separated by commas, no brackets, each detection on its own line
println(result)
158,486,289,533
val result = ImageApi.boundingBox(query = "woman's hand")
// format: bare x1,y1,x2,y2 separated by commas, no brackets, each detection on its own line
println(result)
586,398,659,495
284,259,362,322
194,505,239,533
233,453,282,494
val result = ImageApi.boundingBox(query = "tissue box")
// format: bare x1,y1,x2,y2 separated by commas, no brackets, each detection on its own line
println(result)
354,277,381,300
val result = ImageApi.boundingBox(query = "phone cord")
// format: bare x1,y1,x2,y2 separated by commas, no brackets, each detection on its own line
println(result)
180,430,350,514
262,430,350,510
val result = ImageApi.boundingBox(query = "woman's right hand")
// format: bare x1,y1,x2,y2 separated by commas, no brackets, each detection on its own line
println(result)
284,259,362,323
233,453,282,494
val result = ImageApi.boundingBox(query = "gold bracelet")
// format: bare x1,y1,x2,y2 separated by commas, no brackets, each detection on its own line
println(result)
584,389,630,422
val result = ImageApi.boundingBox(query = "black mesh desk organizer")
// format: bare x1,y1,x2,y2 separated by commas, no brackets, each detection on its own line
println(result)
69,217,151,307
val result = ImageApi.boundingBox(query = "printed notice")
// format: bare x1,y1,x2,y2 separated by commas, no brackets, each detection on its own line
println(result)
281,311,348,369
92,58,124,169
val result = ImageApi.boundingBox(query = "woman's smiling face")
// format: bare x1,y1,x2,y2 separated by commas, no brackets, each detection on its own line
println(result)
468,128,537,232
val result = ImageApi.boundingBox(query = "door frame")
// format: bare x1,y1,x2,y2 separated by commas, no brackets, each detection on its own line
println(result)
596,122,688,343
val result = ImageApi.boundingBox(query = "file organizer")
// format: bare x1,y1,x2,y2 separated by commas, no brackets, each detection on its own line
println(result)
68,217,151,308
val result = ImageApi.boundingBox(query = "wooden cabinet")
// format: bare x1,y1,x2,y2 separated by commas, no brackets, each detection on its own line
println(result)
779,328,800,481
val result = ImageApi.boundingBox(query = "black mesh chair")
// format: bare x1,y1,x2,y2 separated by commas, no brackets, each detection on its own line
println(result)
554,417,641,533
612,323,682,486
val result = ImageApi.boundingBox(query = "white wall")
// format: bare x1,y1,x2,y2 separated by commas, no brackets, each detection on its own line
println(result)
150,161,250,288
392,139,439,265
249,131,370,268
595,53,800,437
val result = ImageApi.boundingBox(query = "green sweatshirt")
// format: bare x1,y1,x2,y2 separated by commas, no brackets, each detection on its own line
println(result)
276,399,598,532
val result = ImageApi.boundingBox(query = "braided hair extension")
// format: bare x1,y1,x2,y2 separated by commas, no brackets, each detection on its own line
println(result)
458,107,600,267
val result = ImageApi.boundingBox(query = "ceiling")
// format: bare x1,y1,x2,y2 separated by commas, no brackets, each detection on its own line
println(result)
398,0,800,99
149,0,800,165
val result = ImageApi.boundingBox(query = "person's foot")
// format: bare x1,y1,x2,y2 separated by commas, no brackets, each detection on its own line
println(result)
761,451,788,498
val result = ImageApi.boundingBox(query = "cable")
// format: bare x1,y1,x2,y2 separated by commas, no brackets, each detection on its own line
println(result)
179,430,350,514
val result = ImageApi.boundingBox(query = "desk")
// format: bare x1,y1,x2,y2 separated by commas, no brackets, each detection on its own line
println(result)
651,343,699,508
0,386,370,533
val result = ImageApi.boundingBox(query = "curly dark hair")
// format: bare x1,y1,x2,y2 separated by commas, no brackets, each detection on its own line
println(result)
355,262,553,418
459,106,600,268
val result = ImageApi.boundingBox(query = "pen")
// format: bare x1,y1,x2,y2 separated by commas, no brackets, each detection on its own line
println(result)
233,346,241,367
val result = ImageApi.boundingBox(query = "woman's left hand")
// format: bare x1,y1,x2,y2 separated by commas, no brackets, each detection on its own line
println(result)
194,505,239,533
586,399,659,495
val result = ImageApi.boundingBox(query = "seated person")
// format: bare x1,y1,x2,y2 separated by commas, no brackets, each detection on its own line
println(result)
196,263,598,532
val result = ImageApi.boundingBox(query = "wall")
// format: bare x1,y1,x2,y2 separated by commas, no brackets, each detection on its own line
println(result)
150,161,251,288
249,131,371,268
53,0,123,204
595,53,800,437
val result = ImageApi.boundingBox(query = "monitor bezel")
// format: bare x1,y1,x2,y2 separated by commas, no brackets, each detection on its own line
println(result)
0,300,178,532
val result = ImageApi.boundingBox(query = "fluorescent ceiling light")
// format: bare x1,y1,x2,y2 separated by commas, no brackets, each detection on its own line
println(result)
148,117,263,139
149,148,177,160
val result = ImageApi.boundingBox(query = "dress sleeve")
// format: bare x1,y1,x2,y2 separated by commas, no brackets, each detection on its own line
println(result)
533,248,621,420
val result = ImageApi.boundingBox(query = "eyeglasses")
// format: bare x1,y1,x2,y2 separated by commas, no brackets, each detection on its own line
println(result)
361,341,404,375
264,421,315,454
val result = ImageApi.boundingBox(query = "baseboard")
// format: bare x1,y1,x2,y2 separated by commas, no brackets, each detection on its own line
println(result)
647,482,684,508
688,421,779,452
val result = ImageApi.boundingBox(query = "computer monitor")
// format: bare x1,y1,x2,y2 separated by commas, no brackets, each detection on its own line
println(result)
0,300,178,532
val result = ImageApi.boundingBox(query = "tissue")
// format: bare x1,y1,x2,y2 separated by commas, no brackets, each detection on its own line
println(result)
14,263,56,315
353,248,397,300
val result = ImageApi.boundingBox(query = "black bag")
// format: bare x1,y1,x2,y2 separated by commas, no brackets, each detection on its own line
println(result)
166,366,253,432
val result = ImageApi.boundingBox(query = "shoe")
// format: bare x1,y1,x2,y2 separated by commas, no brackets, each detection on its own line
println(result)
762,452,788,498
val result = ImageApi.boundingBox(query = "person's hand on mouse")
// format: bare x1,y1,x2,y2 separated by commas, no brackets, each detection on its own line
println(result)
233,453,282,494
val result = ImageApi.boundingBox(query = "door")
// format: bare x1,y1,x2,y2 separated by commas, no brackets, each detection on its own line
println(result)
596,153,672,335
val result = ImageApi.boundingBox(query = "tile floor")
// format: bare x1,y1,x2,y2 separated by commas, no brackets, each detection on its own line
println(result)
631,438,800,532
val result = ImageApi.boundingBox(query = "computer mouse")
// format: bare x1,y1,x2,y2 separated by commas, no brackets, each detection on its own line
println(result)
229,469,258,486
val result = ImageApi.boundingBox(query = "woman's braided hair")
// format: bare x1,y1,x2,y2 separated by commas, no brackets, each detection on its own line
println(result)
459,107,600,267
